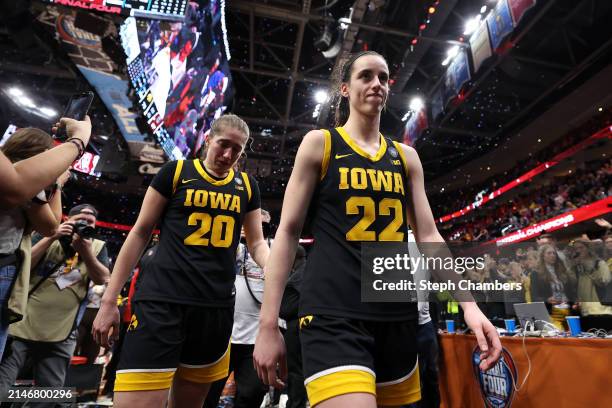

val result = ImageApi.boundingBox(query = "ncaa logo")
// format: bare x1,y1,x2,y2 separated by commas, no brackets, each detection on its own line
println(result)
235,178,243,185
472,347,517,408
388,147,398,158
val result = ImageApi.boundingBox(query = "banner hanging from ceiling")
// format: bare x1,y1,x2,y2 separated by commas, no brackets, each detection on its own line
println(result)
444,49,471,102
403,109,428,146
469,20,493,73
487,0,515,50
508,0,537,26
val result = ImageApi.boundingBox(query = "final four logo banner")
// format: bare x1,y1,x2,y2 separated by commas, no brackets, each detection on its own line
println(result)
472,346,518,408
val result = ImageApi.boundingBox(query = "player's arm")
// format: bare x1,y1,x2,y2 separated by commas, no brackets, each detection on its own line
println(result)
254,129,325,386
259,130,324,329
93,187,168,347
399,143,502,370
243,209,269,269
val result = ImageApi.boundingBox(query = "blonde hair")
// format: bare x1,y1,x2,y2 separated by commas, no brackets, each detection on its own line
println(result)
209,114,249,140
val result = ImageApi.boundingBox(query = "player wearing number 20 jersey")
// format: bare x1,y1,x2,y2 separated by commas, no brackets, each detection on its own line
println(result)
135,159,260,307
115,158,260,393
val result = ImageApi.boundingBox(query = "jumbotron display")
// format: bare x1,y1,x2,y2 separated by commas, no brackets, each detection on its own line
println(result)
41,0,188,20
120,0,233,159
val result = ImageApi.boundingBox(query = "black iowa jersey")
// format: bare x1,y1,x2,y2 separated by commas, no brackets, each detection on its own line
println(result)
300,127,417,321
135,159,260,307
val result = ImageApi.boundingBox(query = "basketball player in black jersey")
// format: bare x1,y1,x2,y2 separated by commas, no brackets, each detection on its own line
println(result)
92,115,269,408
254,51,502,407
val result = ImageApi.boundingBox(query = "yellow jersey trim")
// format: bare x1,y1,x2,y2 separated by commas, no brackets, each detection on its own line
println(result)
393,141,410,179
336,127,387,162
320,129,332,180
241,172,252,202
172,160,184,195
193,159,235,186
306,369,375,406
114,370,175,392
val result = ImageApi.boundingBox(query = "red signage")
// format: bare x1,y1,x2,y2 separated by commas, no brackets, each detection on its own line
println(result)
52,0,123,14
437,126,612,223
493,197,612,245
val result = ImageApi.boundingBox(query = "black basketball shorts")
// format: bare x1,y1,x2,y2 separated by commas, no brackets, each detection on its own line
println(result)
299,314,421,407
115,301,233,392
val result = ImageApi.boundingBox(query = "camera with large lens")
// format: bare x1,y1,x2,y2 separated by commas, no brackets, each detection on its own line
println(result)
72,220,95,239
59,220,96,253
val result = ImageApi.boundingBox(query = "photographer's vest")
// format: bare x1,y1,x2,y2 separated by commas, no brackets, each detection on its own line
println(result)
9,239,105,342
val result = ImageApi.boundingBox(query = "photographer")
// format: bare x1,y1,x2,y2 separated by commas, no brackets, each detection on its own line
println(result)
0,204,109,402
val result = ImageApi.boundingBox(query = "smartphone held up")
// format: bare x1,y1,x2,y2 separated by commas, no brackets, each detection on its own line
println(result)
53,91,94,141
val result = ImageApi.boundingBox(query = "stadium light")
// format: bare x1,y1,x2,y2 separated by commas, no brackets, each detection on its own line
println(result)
8,88,23,97
442,45,459,66
463,15,482,36
18,96,35,108
314,90,328,104
39,107,58,117
409,97,424,112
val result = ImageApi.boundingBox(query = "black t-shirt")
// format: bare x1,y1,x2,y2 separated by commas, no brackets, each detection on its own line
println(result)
135,159,260,307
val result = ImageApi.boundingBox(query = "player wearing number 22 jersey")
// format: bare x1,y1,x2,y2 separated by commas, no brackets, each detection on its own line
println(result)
297,127,421,407
300,126,415,321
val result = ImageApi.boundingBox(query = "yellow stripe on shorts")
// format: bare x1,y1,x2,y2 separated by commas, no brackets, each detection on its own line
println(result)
175,342,231,384
306,368,375,406
114,369,176,392
376,361,421,406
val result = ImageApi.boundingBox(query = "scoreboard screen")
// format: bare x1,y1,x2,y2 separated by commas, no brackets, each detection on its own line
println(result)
42,0,188,21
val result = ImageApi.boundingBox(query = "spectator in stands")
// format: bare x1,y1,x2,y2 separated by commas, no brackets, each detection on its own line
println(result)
532,244,576,307
509,261,530,295
483,254,505,320
537,233,570,269
570,239,612,330
0,117,91,209
502,262,531,317
605,235,612,269
0,204,110,403
524,250,539,279
465,265,489,316
0,129,70,360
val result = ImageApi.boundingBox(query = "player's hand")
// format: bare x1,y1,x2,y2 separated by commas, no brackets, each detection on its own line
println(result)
253,325,287,389
92,301,120,349
463,302,502,371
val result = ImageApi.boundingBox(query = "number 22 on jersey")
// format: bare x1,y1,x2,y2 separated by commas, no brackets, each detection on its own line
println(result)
346,197,404,241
